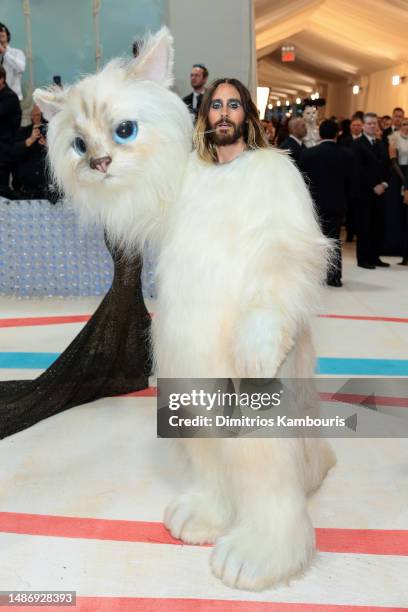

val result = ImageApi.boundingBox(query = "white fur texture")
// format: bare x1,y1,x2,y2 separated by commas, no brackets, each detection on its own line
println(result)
34,27,192,251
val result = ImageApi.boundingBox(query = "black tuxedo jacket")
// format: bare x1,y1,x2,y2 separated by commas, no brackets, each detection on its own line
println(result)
182,92,204,115
352,134,389,196
280,135,305,165
299,141,357,216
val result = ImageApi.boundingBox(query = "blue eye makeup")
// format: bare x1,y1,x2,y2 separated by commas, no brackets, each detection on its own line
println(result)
210,99,242,110
113,120,138,144
228,99,242,110
73,136,87,156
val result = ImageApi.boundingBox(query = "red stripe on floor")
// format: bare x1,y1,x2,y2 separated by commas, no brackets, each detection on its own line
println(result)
122,387,157,398
51,597,408,612
1,597,405,612
1,512,407,556
318,314,408,323
0,315,91,328
1,313,408,328
319,392,408,408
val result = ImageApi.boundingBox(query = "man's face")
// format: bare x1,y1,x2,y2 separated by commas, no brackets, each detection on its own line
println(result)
293,119,307,139
0,29,8,48
392,109,404,128
190,67,207,91
363,116,378,137
31,104,42,126
208,83,245,147
350,119,363,136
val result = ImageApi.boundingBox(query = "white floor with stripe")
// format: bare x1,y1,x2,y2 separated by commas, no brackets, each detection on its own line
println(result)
0,242,408,611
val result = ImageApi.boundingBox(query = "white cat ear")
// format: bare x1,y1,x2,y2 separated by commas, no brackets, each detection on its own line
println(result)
33,86,68,121
128,26,174,87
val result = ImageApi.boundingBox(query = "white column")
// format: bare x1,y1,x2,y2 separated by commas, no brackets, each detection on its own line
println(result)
165,0,255,97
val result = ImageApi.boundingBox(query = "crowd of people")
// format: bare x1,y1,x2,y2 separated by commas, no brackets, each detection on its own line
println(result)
260,107,408,285
1,16,407,287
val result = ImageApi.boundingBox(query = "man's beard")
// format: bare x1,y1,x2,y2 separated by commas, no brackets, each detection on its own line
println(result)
209,119,245,146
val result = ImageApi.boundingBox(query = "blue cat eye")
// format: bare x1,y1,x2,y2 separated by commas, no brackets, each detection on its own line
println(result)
73,136,87,156
113,120,138,144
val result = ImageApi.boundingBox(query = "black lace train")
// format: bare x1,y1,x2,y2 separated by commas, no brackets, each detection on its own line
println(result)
0,238,151,439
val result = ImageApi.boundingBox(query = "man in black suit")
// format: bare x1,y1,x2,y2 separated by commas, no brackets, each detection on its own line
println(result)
382,106,404,145
338,117,363,241
182,64,208,123
353,112,390,269
0,65,21,196
300,120,356,287
280,117,307,167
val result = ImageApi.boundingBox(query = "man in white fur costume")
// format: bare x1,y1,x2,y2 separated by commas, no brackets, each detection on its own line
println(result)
34,29,335,591
158,74,336,591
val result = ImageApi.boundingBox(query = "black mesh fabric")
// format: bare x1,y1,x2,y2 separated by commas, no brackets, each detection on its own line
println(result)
0,238,151,439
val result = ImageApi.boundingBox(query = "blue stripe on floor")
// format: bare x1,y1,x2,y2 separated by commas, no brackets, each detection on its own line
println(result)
1,353,408,376
317,357,408,376
0,352,59,369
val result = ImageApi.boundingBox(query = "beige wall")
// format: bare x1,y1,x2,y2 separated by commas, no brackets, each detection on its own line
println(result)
326,63,408,118
165,0,256,98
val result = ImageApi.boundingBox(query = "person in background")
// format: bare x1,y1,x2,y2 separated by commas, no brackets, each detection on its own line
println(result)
381,115,392,131
11,103,49,200
261,119,276,145
352,110,365,122
182,63,208,123
0,65,21,196
0,22,26,102
279,117,307,166
341,116,363,242
353,112,390,269
388,118,408,265
382,107,405,143
337,119,351,146
300,119,356,287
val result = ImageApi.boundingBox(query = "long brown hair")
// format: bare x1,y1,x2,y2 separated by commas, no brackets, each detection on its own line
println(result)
193,78,267,163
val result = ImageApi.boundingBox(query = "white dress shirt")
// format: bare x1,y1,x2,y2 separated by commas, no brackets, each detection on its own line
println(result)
1,45,26,100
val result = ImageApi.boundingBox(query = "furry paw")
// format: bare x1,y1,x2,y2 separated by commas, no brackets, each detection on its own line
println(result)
233,309,294,378
211,516,314,591
164,492,229,545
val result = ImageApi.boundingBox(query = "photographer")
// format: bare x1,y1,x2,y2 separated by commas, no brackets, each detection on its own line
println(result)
11,103,50,200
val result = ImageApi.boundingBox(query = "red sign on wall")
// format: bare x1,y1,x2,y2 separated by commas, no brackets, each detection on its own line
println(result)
281,46,295,62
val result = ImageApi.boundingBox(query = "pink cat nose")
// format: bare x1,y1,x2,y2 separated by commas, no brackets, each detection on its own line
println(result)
89,156,112,173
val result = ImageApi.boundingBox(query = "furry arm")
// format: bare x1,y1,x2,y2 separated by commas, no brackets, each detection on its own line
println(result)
233,151,328,377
